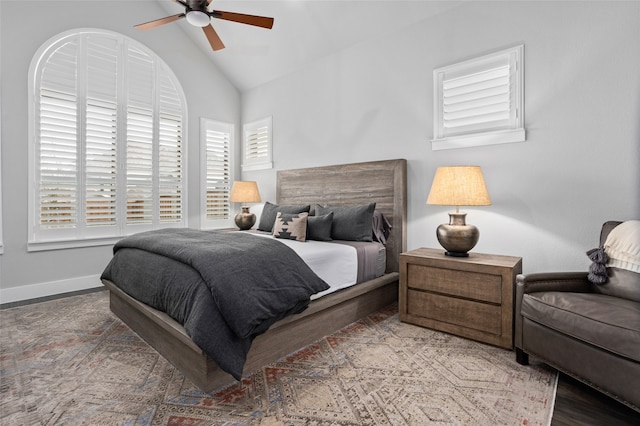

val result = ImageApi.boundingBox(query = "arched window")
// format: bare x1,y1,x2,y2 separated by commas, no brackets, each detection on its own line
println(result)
28,29,187,251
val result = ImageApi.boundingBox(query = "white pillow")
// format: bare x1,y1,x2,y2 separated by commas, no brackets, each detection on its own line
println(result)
604,220,640,273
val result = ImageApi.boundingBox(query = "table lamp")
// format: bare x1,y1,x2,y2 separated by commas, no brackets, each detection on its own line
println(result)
230,181,262,230
426,166,491,257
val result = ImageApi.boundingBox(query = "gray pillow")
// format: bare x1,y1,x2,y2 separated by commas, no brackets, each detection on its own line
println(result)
307,212,333,241
315,203,376,242
257,202,310,232
372,210,392,244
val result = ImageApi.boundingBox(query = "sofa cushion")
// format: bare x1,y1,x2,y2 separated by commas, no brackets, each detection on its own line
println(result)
521,291,640,362
592,267,640,303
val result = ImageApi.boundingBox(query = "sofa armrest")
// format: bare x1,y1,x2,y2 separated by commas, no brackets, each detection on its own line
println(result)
514,272,590,349
516,272,591,294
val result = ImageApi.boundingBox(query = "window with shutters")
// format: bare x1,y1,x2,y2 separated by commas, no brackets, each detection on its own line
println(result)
28,29,186,251
431,45,525,150
200,118,234,229
242,116,272,171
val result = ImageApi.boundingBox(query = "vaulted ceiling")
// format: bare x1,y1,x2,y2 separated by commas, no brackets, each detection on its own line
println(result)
156,0,462,91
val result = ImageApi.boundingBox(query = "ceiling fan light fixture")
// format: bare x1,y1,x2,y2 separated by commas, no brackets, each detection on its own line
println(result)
135,1,274,52
186,10,210,27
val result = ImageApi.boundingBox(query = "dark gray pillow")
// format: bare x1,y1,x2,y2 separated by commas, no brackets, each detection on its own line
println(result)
257,202,311,232
372,210,392,244
315,203,376,242
307,212,333,241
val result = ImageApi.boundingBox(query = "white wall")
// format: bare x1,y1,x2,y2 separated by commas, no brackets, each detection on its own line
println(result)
1,1,638,303
241,1,640,274
0,0,240,302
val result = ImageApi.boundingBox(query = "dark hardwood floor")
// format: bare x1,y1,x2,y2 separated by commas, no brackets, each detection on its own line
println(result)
552,373,640,425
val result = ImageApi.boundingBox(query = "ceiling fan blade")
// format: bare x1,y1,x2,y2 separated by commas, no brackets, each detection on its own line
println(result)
211,10,274,29
202,25,225,51
135,13,185,31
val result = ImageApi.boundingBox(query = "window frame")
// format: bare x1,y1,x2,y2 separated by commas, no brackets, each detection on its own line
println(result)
200,118,235,229
431,45,525,151
241,116,273,171
28,29,187,251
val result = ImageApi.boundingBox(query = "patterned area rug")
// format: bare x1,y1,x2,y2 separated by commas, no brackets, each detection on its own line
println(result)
1,290,557,425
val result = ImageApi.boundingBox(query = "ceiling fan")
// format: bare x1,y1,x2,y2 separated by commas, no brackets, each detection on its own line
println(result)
135,0,274,51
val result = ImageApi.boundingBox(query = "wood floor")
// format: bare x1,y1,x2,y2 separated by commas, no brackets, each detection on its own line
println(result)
552,373,640,425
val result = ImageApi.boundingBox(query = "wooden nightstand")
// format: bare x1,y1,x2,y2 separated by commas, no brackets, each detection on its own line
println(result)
399,248,522,349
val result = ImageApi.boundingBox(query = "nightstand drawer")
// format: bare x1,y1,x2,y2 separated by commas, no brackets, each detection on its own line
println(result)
406,263,502,304
407,289,502,335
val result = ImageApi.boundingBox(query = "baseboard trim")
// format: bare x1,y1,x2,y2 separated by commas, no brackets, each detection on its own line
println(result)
0,274,104,307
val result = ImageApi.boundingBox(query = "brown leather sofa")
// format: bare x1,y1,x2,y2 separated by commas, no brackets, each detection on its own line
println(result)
515,221,640,412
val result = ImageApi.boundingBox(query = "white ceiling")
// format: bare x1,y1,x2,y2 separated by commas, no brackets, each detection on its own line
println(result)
156,0,462,91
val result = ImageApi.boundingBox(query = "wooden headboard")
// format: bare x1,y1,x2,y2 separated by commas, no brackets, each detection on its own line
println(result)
277,159,407,273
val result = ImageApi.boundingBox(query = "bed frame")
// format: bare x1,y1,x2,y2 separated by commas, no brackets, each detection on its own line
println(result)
102,159,407,392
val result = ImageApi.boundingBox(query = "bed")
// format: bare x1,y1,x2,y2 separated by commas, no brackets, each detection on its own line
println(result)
101,159,407,392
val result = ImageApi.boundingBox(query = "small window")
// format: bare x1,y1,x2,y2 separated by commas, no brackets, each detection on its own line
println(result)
200,118,234,229
242,116,272,171
432,45,525,150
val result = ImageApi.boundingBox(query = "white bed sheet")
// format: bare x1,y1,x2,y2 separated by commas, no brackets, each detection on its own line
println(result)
247,232,358,299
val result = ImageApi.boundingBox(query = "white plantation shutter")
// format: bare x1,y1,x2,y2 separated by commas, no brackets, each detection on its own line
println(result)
38,40,79,230
126,105,154,225
443,64,511,132
85,35,118,228
201,119,233,228
29,30,186,250
126,45,155,226
242,116,272,171
432,45,525,150
158,110,183,223
158,73,184,224
245,124,268,160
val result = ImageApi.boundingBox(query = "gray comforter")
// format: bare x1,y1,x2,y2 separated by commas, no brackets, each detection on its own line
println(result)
101,228,329,380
